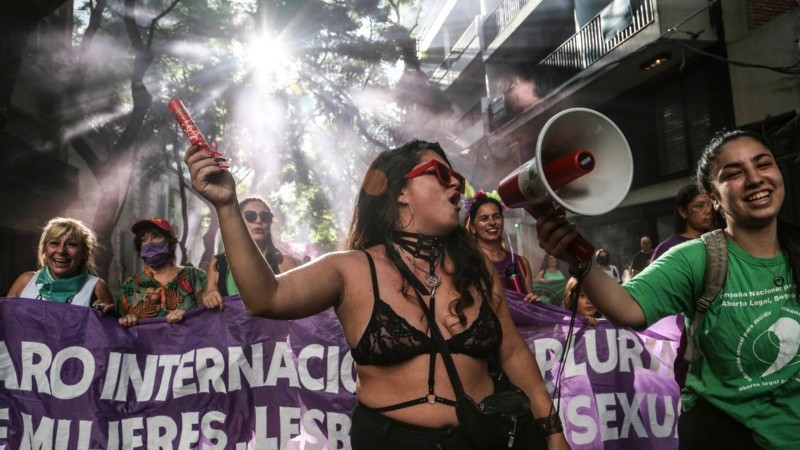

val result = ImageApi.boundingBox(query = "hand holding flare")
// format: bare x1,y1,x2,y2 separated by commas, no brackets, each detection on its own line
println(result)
168,99,229,169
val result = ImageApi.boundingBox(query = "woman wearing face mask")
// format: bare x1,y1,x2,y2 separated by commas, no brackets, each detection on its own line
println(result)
117,217,207,327
7,217,114,312
594,249,621,283
202,197,299,311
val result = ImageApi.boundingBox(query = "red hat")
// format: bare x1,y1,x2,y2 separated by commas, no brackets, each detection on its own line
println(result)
131,217,176,238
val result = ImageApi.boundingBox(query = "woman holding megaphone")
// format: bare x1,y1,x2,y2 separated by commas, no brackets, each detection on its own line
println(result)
532,130,800,450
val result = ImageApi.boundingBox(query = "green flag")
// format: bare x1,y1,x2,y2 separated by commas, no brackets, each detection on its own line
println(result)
533,278,568,307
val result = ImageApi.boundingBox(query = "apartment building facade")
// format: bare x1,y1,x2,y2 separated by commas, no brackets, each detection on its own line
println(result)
418,0,799,267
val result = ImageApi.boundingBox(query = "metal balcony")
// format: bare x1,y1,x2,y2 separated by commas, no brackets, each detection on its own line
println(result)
445,102,484,148
431,17,481,89
532,0,656,97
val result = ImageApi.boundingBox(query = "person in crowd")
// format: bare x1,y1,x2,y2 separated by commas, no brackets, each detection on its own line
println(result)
202,197,298,311
532,129,800,449
6,217,114,312
466,190,537,302
627,235,653,278
563,277,601,325
594,248,621,283
185,139,570,449
650,184,715,388
650,184,714,263
117,217,207,327
535,254,566,284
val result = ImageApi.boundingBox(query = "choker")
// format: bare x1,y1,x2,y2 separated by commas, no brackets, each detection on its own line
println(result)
391,231,446,289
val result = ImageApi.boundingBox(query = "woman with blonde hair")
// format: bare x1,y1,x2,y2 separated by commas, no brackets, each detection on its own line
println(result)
7,217,114,311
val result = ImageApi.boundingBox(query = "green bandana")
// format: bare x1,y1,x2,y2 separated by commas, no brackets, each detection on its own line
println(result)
34,268,89,303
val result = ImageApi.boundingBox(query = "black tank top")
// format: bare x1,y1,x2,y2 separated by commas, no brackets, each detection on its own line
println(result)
350,251,503,366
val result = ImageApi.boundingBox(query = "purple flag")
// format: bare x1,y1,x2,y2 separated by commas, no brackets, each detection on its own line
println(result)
0,294,680,449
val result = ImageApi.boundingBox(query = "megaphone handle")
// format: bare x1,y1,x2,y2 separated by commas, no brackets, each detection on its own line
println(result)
524,205,595,262
569,234,595,262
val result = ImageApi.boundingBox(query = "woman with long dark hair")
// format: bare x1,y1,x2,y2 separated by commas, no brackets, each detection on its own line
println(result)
466,192,537,301
532,129,800,449
202,196,298,310
185,139,569,449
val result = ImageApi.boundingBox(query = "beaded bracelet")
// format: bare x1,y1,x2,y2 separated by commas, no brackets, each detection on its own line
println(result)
569,258,593,280
535,413,564,436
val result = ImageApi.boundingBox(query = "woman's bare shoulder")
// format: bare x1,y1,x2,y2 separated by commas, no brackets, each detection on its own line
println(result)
7,271,36,297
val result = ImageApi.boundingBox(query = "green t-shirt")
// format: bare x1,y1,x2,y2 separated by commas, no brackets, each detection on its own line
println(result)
221,248,278,296
625,238,799,450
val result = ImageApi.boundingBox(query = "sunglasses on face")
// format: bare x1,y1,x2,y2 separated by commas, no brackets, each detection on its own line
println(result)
243,211,274,223
403,160,465,194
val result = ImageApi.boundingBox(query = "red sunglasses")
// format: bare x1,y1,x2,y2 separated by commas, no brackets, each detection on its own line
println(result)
403,160,465,194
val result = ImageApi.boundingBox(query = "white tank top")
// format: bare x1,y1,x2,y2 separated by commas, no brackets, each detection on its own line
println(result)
19,270,100,307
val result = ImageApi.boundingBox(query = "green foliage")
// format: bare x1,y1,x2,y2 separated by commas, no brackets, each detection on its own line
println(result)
66,0,448,257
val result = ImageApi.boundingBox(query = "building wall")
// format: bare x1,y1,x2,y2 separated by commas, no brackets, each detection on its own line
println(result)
727,10,800,126
747,0,798,30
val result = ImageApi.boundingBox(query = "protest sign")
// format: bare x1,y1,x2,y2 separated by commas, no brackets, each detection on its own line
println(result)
0,294,681,449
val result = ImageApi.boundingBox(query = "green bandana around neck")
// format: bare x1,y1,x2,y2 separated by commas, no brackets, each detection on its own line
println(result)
34,268,89,303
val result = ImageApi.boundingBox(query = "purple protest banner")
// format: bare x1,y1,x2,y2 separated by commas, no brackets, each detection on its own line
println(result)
0,294,681,449
0,297,355,450
506,290,681,450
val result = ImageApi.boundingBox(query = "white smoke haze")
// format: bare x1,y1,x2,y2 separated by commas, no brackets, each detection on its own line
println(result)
58,1,486,256
504,75,541,114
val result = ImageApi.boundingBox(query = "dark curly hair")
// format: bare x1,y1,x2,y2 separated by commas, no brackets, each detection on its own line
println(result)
345,139,495,325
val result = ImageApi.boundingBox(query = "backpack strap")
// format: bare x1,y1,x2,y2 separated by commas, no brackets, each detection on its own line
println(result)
684,229,728,363
216,253,229,297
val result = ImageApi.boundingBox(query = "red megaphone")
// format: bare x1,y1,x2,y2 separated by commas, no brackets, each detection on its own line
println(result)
498,108,633,261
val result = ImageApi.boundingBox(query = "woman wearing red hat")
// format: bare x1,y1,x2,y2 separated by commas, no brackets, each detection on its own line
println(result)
117,217,207,327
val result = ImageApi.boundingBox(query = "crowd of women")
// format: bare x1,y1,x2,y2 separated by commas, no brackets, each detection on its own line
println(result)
6,197,295,328
5,127,798,449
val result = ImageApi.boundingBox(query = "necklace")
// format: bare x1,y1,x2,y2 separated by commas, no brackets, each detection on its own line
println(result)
759,255,787,287
396,245,441,288
725,230,786,287
392,231,445,291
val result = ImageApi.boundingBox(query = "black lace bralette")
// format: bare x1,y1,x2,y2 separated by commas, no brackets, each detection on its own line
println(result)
350,251,502,366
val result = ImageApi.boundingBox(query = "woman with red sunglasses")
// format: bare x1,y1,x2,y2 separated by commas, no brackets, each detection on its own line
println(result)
185,139,569,450
202,196,298,311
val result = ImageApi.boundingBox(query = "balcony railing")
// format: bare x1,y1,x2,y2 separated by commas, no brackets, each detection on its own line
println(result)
484,0,533,45
448,102,483,137
431,17,480,84
532,0,655,97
